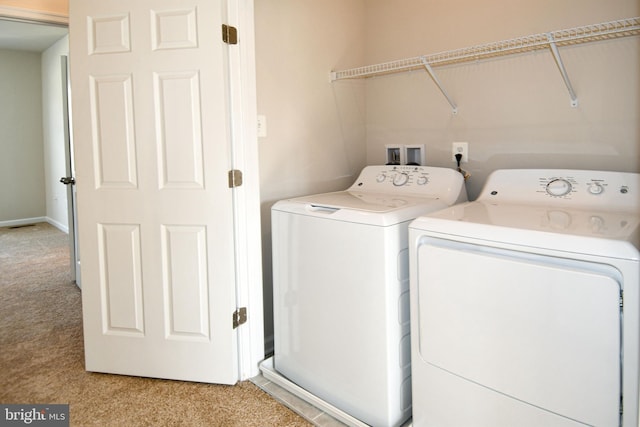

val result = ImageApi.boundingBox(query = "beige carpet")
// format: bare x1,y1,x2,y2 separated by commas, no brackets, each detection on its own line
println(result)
0,222,311,426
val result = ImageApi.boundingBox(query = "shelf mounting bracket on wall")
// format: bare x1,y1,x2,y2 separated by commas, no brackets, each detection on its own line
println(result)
546,33,578,107
420,57,458,115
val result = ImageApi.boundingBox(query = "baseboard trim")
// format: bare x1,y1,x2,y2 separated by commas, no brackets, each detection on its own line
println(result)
0,217,69,234
46,217,69,234
0,217,48,229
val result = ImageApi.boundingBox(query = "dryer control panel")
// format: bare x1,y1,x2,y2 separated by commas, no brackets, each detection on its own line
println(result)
478,169,639,212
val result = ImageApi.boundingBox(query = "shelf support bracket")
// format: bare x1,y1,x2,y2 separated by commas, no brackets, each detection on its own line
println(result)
547,34,578,107
420,57,458,115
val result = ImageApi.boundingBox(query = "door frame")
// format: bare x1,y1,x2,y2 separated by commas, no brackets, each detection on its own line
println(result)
225,0,265,380
0,6,68,25
60,54,81,286
4,1,265,381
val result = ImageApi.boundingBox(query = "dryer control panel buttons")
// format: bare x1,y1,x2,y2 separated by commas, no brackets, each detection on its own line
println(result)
479,170,639,213
588,182,605,195
546,178,573,197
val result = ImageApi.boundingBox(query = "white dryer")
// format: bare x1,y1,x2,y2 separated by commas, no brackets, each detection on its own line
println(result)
271,165,467,427
409,169,640,427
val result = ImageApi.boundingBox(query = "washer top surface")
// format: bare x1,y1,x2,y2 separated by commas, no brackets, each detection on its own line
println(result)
289,190,445,213
272,165,467,226
411,169,640,259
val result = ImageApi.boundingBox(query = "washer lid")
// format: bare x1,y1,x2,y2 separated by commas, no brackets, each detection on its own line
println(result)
272,190,450,226
410,201,640,260
293,190,435,212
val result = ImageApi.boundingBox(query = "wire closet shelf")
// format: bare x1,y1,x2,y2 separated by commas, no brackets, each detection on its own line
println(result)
330,17,640,81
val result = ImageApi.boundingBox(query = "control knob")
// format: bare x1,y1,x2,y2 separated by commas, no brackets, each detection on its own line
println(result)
587,183,604,195
393,173,409,186
546,179,572,197
416,176,429,185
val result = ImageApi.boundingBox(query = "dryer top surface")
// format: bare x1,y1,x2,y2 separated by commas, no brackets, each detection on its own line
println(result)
411,169,640,259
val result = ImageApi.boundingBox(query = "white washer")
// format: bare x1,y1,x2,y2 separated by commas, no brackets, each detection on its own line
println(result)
409,169,640,427
271,165,467,427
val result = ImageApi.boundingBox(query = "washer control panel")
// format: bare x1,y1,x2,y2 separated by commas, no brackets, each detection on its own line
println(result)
480,169,639,212
348,165,467,203
371,166,432,188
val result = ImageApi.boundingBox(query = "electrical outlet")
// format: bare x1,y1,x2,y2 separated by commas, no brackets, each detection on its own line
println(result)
452,142,468,163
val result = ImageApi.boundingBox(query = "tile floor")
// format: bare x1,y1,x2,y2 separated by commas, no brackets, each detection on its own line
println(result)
251,358,413,427
251,373,348,427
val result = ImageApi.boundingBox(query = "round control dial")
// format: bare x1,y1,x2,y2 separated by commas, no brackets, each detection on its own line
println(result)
587,183,604,195
416,176,429,185
393,173,409,186
376,173,386,183
546,178,572,197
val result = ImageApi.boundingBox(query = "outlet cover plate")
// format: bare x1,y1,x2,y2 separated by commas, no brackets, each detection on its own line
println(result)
452,142,468,163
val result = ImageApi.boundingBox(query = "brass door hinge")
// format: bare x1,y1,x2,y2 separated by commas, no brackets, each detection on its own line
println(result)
222,24,238,44
228,169,243,188
233,307,247,329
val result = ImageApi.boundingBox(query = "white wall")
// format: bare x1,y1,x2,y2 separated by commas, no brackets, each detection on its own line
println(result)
0,34,69,229
41,35,69,231
255,0,367,351
256,0,368,201
0,49,46,224
364,0,640,199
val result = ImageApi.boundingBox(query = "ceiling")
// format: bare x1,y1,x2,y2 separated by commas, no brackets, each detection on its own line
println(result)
0,19,67,52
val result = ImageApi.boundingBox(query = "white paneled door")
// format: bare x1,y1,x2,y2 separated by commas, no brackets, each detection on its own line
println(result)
70,0,246,384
